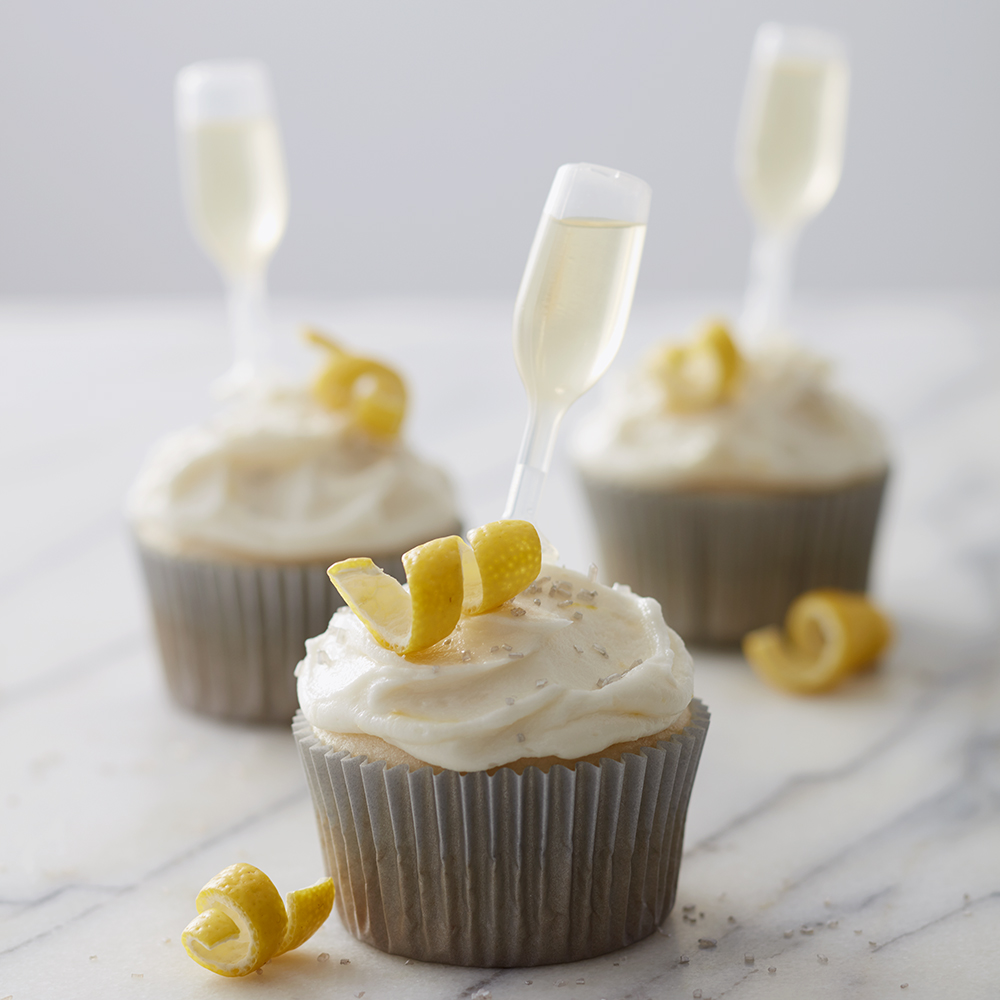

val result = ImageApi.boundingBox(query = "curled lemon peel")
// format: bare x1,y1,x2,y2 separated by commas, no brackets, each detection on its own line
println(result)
304,327,407,437
460,520,543,615
743,589,892,694
327,520,542,656
181,863,334,977
648,318,745,413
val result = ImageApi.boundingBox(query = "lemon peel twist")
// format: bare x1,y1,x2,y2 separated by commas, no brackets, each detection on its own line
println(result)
327,520,542,656
305,327,407,437
743,589,892,694
648,318,745,413
181,863,334,977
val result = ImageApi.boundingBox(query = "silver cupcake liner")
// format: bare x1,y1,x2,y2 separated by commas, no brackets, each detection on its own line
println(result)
136,542,406,724
580,472,888,646
293,700,709,967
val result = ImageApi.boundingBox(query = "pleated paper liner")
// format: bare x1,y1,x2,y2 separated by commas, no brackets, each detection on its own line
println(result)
135,541,408,724
293,700,709,967
580,472,887,646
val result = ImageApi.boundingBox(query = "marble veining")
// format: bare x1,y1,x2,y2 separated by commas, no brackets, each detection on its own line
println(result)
1,295,999,998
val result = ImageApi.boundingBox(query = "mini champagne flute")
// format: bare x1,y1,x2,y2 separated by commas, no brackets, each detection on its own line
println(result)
175,60,289,392
736,24,850,347
503,163,652,524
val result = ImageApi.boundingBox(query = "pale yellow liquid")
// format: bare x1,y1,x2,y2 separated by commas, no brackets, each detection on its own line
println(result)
739,56,848,232
182,117,289,276
514,216,646,404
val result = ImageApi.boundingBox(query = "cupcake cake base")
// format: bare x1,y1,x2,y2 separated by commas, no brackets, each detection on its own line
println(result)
580,472,887,646
293,700,709,967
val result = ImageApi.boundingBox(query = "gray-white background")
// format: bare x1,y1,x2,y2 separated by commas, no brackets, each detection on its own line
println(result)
1,0,996,298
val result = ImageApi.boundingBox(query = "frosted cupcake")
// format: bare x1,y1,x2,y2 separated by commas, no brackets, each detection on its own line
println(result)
129,333,460,723
573,321,888,645
293,520,709,967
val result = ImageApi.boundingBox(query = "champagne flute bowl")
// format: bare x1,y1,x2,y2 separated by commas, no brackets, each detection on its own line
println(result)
504,162,651,524
176,60,289,391
736,24,849,346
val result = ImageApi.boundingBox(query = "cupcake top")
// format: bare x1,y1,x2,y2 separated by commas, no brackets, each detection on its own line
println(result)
127,378,458,562
296,560,694,772
573,323,887,490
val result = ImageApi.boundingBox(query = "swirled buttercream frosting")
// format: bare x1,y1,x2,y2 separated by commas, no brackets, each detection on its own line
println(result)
296,563,694,771
127,381,458,561
573,345,887,489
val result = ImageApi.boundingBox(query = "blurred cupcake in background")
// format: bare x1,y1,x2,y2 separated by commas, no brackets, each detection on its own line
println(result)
128,330,461,723
572,319,888,645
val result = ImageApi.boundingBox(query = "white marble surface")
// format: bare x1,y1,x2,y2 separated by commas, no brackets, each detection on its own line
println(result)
2,294,999,999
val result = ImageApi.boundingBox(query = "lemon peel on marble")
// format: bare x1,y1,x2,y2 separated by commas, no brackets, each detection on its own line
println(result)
275,879,336,956
648,318,744,413
327,520,541,655
181,863,333,977
305,327,407,437
743,589,892,694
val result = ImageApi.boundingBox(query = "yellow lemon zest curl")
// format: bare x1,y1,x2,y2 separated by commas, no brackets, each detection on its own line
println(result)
647,318,745,413
305,327,407,437
181,863,334,977
743,589,892,694
327,520,542,656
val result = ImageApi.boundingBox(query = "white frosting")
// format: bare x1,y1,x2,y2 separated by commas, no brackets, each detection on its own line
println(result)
127,381,458,561
296,564,694,771
573,345,888,489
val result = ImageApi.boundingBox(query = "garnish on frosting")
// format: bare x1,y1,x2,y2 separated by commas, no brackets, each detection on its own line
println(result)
742,589,892,694
182,863,333,977
647,319,745,413
327,520,542,656
305,327,407,437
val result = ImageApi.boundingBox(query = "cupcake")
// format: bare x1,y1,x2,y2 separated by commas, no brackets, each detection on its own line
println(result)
293,520,709,967
128,333,461,723
573,321,888,645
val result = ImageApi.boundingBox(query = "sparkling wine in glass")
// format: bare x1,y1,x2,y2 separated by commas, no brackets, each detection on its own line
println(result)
175,60,289,390
504,163,651,523
737,24,849,346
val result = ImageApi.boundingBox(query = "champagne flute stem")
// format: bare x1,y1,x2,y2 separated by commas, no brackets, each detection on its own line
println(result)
225,271,269,383
503,400,566,522
740,228,798,348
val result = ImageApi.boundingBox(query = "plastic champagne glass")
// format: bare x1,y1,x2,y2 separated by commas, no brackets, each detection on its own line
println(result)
736,24,850,346
503,163,652,523
175,60,289,391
